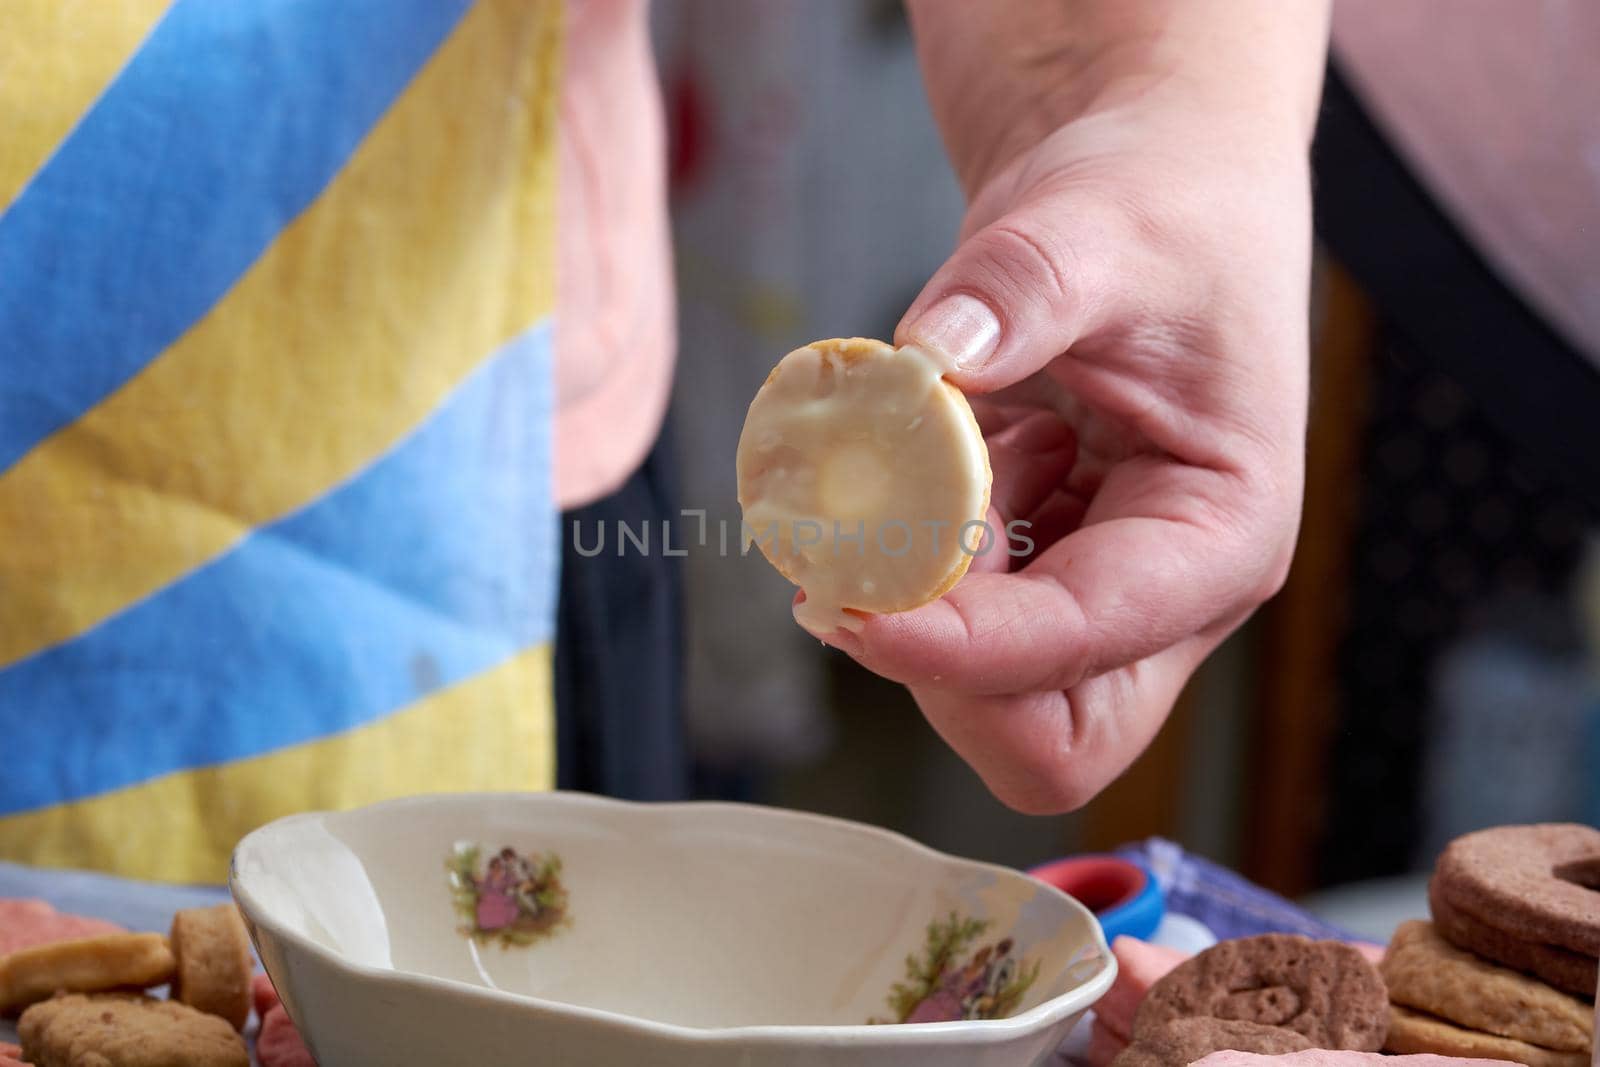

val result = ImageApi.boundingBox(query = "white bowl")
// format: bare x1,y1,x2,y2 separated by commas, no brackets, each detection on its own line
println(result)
231,793,1114,1067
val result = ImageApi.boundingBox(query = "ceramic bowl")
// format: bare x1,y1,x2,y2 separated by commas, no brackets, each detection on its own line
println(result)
231,793,1114,1067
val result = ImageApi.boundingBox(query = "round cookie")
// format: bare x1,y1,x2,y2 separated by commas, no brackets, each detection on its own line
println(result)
736,338,992,632
1134,934,1389,1051
1430,878,1599,997
1385,1005,1589,1067
19,993,248,1067
1112,1017,1312,1067
169,904,253,1030
1381,919,1592,1053
1433,824,1600,958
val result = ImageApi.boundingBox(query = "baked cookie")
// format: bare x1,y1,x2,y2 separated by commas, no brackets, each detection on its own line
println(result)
1133,934,1389,1051
736,338,991,632
1431,824,1600,997
169,905,252,1030
1385,1004,1589,1067
1382,919,1592,1053
1431,878,1599,997
1111,1016,1311,1067
0,933,175,1012
18,993,247,1067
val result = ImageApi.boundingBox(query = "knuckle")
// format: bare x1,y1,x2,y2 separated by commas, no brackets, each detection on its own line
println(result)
974,215,1081,311
1217,466,1303,610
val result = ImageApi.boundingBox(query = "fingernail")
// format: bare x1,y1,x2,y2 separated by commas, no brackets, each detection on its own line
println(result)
904,293,1001,371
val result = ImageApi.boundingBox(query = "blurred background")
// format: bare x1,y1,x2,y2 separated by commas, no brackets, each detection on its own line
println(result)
651,1,1600,933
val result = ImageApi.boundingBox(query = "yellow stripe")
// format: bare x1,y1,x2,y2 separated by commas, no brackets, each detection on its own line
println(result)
0,645,553,884
0,0,173,212
0,0,562,669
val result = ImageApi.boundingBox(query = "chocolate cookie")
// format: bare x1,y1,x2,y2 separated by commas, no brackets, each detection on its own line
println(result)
1433,824,1600,958
1112,1017,1312,1067
1133,934,1389,1051
1385,1005,1589,1067
1431,878,1599,997
1381,919,1592,1053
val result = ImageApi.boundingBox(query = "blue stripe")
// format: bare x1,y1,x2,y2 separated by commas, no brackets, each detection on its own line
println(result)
1,321,557,816
0,0,474,472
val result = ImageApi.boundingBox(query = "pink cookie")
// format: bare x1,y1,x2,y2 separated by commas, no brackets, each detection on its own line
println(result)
1353,942,1385,966
258,1003,317,1067
0,898,124,957
1191,1051,1513,1067
1086,1018,1131,1067
0,902,52,928
1098,937,1191,1040
252,971,282,1021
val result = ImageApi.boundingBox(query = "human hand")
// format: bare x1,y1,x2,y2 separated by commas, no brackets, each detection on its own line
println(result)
798,1,1329,812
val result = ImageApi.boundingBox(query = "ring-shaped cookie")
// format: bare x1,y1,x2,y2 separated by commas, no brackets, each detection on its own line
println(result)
1432,824,1600,968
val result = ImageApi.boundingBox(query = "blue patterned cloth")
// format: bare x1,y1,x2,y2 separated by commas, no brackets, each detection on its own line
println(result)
1115,838,1358,942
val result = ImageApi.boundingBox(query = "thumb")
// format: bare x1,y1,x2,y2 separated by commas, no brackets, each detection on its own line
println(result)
895,201,1123,393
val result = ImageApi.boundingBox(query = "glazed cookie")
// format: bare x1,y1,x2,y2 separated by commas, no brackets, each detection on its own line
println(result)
169,904,253,1030
1430,878,1599,997
0,933,175,1012
1382,920,1592,1053
1431,824,1600,992
1111,1017,1312,1067
1385,1004,1589,1067
736,338,991,632
19,993,247,1067
1133,934,1389,1051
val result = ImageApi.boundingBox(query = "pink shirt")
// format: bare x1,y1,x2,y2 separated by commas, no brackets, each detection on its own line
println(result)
1333,0,1600,366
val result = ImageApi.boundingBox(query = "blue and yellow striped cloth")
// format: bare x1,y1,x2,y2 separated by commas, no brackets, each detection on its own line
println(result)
0,0,563,882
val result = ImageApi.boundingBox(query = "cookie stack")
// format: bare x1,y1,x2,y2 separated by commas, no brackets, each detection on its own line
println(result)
1112,934,1391,1067
1,902,254,1067
1379,823,1600,1067
1431,824,1599,997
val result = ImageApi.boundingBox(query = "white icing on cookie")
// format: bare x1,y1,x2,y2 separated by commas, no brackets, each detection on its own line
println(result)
736,338,991,632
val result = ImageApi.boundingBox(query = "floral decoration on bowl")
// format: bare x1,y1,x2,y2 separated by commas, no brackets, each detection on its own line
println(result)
446,842,568,947
874,911,1040,1024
